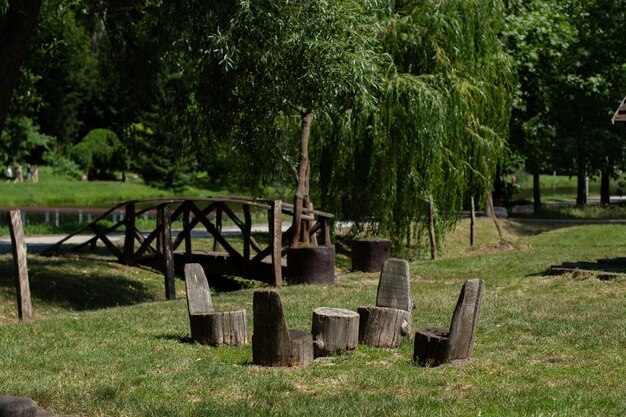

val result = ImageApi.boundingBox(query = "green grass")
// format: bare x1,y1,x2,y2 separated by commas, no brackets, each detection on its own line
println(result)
0,166,253,208
0,218,625,416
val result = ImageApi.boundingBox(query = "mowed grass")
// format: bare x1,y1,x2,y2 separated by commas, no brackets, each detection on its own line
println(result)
0,218,625,416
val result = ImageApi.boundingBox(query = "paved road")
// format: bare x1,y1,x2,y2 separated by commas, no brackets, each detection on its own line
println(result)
0,222,295,254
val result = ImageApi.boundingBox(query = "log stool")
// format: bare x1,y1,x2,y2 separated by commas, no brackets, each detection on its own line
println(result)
311,307,359,357
350,239,391,272
184,264,247,347
413,279,484,367
252,289,313,367
358,258,415,348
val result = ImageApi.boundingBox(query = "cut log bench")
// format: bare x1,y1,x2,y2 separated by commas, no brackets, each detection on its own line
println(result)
413,278,484,367
252,289,313,367
0,395,66,417
311,307,359,357
184,263,247,347
358,258,415,348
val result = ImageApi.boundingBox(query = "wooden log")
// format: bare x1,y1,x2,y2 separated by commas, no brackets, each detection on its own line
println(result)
189,310,247,347
0,395,39,417
311,307,359,357
252,289,313,367
413,327,449,367
376,258,414,312
357,306,411,348
286,245,335,285
7,210,32,321
350,239,391,272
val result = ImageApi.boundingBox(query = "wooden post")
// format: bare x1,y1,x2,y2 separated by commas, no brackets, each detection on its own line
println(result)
428,196,437,260
7,210,32,321
183,202,192,262
213,204,222,252
322,218,331,246
470,196,476,247
243,204,252,267
269,200,283,286
485,193,504,242
158,205,176,300
123,202,135,265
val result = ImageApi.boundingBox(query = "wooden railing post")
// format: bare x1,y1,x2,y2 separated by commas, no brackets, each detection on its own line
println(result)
183,202,192,262
322,218,332,246
269,201,283,286
123,202,136,265
243,204,252,268
213,204,223,252
158,204,176,300
8,210,32,321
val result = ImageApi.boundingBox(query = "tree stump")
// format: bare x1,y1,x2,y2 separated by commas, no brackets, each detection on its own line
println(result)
252,289,313,367
286,246,336,285
413,327,449,367
190,309,247,347
311,307,359,357
357,306,411,348
0,395,38,417
350,239,391,272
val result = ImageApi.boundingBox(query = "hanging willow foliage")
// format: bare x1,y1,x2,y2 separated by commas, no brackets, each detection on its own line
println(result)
315,0,514,253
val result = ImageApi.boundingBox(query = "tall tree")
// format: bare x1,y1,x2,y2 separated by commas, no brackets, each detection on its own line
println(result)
0,0,43,137
318,0,514,251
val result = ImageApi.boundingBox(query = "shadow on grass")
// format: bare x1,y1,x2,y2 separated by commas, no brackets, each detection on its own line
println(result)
0,255,161,311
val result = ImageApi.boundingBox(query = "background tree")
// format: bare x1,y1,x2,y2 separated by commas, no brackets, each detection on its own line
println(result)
504,0,575,211
318,0,514,251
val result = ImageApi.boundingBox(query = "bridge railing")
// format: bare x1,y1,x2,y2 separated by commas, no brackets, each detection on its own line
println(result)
42,196,334,289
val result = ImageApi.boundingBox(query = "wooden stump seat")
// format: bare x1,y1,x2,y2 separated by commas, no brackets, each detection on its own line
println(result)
350,239,391,272
311,307,359,357
252,289,313,367
413,279,484,367
184,263,247,347
358,258,414,348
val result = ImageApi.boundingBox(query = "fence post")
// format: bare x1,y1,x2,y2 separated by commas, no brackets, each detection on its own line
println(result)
8,210,32,321
158,204,176,300
123,202,135,265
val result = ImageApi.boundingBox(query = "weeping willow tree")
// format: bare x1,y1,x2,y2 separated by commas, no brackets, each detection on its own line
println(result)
316,0,514,252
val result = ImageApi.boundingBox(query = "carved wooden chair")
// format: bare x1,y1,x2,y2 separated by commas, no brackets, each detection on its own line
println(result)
184,263,247,347
358,258,414,348
413,279,485,366
252,289,313,367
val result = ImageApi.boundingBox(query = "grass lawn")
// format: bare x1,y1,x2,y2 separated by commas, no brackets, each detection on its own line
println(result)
0,218,625,416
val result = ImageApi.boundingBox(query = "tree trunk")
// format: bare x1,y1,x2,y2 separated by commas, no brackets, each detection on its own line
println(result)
291,111,314,247
532,169,541,213
601,170,610,206
576,157,587,206
0,0,44,136
493,164,503,206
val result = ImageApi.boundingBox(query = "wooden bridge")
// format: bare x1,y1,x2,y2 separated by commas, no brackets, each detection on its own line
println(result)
42,196,334,298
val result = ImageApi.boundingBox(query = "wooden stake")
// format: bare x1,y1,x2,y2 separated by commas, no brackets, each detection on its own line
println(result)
8,210,32,321
470,196,476,247
485,193,504,242
428,196,437,260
